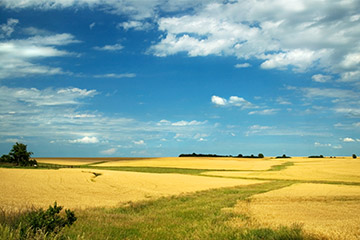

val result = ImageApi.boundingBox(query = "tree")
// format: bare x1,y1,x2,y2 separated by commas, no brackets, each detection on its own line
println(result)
353,154,357,159
258,153,264,158
1,142,37,166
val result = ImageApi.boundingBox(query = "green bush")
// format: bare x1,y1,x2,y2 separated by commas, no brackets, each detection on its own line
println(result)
353,154,357,159
17,202,76,239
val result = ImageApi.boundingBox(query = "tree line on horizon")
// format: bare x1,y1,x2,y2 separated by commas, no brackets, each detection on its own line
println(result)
179,153,358,159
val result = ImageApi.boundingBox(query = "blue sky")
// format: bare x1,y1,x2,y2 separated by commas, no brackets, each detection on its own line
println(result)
0,0,360,157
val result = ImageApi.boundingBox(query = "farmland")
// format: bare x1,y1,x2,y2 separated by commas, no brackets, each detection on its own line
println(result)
1,156,360,239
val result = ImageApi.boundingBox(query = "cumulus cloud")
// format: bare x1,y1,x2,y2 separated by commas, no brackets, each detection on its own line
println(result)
3,1,360,79
147,0,360,78
211,95,254,109
342,137,355,142
211,95,227,106
69,136,99,144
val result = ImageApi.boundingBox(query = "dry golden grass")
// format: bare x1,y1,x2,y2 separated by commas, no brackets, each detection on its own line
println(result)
203,157,360,183
233,183,360,240
93,157,284,170
0,168,265,210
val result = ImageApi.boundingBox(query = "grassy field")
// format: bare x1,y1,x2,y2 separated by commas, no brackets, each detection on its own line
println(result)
1,156,359,239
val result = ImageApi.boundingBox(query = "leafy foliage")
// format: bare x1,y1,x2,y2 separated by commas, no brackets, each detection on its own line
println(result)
17,202,76,239
0,142,37,166
353,154,357,159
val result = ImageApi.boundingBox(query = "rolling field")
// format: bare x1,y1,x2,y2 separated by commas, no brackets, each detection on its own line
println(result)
91,157,284,171
0,168,264,210
1,156,360,239
202,157,360,183
241,183,360,239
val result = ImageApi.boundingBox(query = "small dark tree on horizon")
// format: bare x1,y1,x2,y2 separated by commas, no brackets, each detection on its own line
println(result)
353,154,357,159
0,142,37,166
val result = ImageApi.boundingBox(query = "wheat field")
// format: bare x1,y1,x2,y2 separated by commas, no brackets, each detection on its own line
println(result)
0,168,265,210
2,156,360,239
92,157,284,170
202,157,360,183
238,183,360,240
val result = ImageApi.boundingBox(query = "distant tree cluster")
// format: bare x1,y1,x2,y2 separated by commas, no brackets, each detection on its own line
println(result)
308,155,324,158
179,153,265,158
179,153,234,158
276,154,291,159
237,153,264,158
0,142,37,166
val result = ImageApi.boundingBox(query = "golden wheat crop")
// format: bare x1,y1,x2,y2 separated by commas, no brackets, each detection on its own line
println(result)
93,157,283,171
235,183,360,239
36,158,104,165
0,168,265,210
203,157,360,183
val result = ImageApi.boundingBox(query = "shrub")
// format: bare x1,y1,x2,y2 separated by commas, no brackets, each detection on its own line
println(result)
353,154,357,159
17,202,76,239
258,153,264,158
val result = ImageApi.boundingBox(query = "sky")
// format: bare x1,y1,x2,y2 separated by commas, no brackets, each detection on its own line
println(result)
0,0,360,157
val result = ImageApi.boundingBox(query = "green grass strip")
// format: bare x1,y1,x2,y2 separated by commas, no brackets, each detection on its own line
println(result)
63,181,315,240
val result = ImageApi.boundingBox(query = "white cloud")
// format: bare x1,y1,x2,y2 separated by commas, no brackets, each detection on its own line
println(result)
246,124,331,137
342,137,355,142
312,74,332,83
89,22,96,29
248,109,278,115
314,142,332,147
94,73,136,78
260,49,322,72
94,43,123,51
100,148,117,155
211,95,227,106
0,18,19,38
145,0,360,79
3,1,360,80
171,120,205,126
211,95,254,109
133,140,145,145
234,63,251,68
294,87,355,99
0,29,79,79
0,86,97,107
69,136,99,144
315,142,343,149
118,21,152,31
0,86,213,149
276,97,291,105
